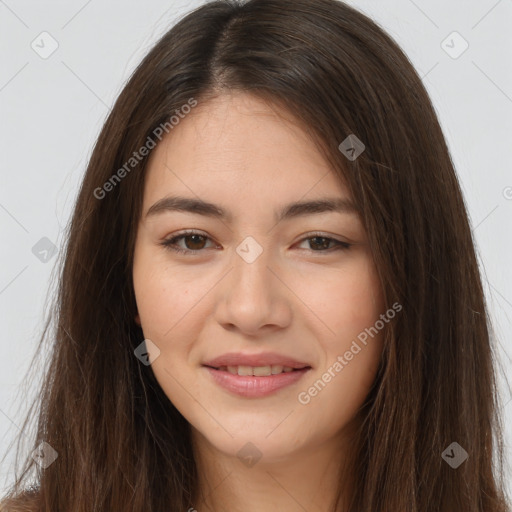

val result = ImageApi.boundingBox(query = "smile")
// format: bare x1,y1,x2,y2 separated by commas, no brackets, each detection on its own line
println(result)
202,365,312,397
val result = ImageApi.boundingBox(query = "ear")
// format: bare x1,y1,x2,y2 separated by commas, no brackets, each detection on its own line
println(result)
135,313,141,326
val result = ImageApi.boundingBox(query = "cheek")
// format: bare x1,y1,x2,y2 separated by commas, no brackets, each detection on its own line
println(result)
295,255,384,406
132,251,209,340
132,252,217,406
296,255,384,349
132,255,207,410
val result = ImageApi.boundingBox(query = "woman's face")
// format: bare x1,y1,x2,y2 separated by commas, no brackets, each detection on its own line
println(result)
132,92,385,463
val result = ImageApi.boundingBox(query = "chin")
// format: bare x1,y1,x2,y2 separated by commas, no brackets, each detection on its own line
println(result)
189,410,316,465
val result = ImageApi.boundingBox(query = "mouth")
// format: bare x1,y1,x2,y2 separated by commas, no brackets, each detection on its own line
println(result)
202,363,312,398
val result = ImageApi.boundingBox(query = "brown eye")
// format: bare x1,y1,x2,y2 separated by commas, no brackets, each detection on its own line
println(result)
308,236,333,251
182,234,207,250
160,231,351,256
160,231,216,254
297,234,351,252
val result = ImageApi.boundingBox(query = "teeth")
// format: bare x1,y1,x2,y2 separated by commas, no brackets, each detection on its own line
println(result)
218,365,300,376
253,366,272,376
238,365,254,376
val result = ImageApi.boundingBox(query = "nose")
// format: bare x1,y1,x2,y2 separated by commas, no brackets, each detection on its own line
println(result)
213,242,293,337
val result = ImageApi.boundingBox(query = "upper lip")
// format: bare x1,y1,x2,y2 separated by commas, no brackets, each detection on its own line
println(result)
203,352,312,369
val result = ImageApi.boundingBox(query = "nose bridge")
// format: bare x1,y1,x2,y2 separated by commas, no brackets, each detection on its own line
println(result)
230,234,273,301
213,234,291,333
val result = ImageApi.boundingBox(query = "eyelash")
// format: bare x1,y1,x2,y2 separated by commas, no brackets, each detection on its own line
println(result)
159,230,352,255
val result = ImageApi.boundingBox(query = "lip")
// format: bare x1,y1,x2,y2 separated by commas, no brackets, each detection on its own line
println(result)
201,351,312,398
203,366,311,398
202,351,311,369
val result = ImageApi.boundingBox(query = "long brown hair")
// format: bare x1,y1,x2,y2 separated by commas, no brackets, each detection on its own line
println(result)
1,0,509,510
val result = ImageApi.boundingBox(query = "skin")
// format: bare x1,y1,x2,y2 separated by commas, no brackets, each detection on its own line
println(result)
132,92,385,512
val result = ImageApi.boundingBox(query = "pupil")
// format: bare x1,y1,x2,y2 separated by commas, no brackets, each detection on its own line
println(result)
187,235,206,250
310,236,329,250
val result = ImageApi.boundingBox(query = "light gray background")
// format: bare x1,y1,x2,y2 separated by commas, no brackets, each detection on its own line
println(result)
1,0,511,497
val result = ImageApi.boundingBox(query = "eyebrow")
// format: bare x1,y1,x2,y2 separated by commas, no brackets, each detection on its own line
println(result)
145,195,358,223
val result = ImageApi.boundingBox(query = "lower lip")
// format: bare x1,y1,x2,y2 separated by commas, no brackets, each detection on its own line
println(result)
203,366,311,398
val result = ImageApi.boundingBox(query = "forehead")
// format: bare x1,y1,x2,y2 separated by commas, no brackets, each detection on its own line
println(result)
142,92,349,211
